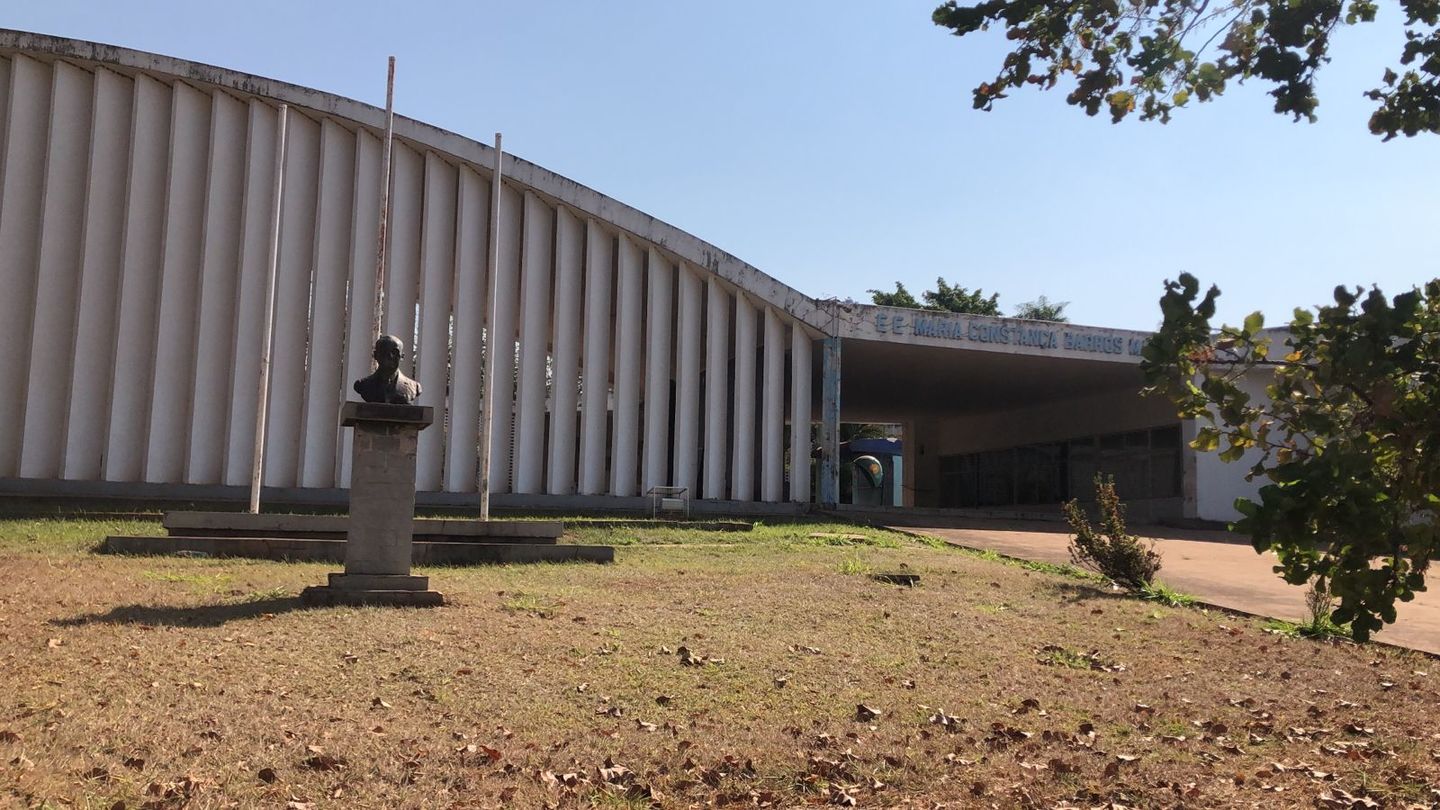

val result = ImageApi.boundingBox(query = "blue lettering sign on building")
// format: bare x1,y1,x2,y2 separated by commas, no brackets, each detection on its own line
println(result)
872,310,1145,359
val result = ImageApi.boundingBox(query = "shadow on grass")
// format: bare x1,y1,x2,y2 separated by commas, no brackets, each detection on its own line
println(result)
52,596,308,628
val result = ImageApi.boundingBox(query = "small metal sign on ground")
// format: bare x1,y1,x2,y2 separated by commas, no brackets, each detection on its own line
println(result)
647,486,690,519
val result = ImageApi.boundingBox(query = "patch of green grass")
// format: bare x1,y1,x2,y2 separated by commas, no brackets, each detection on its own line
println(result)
236,586,291,602
567,519,911,549
1264,616,1353,641
899,532,948,550
952,545,1102,583
1038,645,1094,670
0,517,161,555
1141,581,1197,607
1019,558,1097,581
141,570,235,592
500,591,563,618
1156,719,1190,737
836,555,871,576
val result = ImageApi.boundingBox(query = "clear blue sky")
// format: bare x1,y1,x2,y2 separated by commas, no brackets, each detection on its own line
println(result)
7,1,1436,330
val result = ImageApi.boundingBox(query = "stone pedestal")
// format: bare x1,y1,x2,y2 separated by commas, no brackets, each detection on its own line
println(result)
301,402,444,607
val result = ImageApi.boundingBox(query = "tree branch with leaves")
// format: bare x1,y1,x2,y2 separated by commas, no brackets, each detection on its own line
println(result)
1141,273,1440,640
932,0,1440,138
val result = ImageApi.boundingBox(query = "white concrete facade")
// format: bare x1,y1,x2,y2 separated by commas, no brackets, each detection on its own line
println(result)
0,33,823,506
0,31,1264,520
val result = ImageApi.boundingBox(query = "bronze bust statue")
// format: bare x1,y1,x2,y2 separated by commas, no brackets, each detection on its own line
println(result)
354,335,422,404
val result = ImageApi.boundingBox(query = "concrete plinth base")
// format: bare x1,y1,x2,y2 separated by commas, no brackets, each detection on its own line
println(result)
300,585,444,607
102,535,616,564
327,572,429,590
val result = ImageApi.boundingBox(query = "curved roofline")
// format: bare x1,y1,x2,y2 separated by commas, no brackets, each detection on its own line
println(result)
0,28,829,333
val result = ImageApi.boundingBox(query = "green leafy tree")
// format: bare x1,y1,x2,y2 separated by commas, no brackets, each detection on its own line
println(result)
1013,295,1070,322
868,282,923,309
925,277,1002,314
869,277,1002,315
931,0,1440,139
1141,273,1440,640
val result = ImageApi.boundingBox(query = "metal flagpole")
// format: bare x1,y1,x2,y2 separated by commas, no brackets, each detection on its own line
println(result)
477,133,503,521
248,103,290,514
372,56,396,342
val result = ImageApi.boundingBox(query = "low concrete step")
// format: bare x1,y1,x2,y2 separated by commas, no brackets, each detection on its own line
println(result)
162,511,563,544
104,535,612,564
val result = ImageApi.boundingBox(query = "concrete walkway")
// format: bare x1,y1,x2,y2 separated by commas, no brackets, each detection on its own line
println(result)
868,514,1440,657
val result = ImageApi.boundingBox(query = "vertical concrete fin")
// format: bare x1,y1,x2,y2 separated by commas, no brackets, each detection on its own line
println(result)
144,79,212,483
261,110,319,488
413,152,458,492
514,190,555,494
339,128,382,488
547,206,584,495
21,60,92,479
0,55,52,476
383,144,423,371
64,66,134,481
298,118,357,489
673,264,703,496
761,308,786,502
610,235,644,497
186,87,247,484
790,324,813,503
486,183,524,494
105,72,171,482
578,220,615,495
641,248,675,492
730,292,757,501
444,166,490,493
702,277,731,499
223,99,278,487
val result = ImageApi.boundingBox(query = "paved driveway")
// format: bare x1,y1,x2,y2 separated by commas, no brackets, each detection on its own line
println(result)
866,513,1440,656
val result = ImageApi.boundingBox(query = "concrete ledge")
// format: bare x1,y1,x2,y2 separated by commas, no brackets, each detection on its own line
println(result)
0,478,811,517
162,512,563,543
329,573,429,591
301,586,444,607
103,535,614,564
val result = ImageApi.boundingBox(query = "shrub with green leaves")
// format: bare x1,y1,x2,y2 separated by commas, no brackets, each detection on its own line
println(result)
1142,274,1439,641
1063,476,1161,591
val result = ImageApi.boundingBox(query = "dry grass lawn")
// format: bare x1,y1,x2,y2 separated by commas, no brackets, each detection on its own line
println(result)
1,516,1437,809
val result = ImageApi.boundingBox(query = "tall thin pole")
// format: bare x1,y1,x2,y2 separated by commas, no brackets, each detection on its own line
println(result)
372,56,396,341
477,133,503,521
249,103,290,514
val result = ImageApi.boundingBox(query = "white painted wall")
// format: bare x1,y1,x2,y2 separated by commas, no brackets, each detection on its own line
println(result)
1192,369,1272,522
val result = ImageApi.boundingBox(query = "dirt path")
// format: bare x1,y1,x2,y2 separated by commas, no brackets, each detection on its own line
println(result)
871,515,1440,656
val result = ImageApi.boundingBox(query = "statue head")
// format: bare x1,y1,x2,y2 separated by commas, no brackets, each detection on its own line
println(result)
373,335,404,377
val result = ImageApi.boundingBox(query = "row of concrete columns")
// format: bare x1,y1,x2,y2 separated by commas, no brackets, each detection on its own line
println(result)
0,51,820,503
